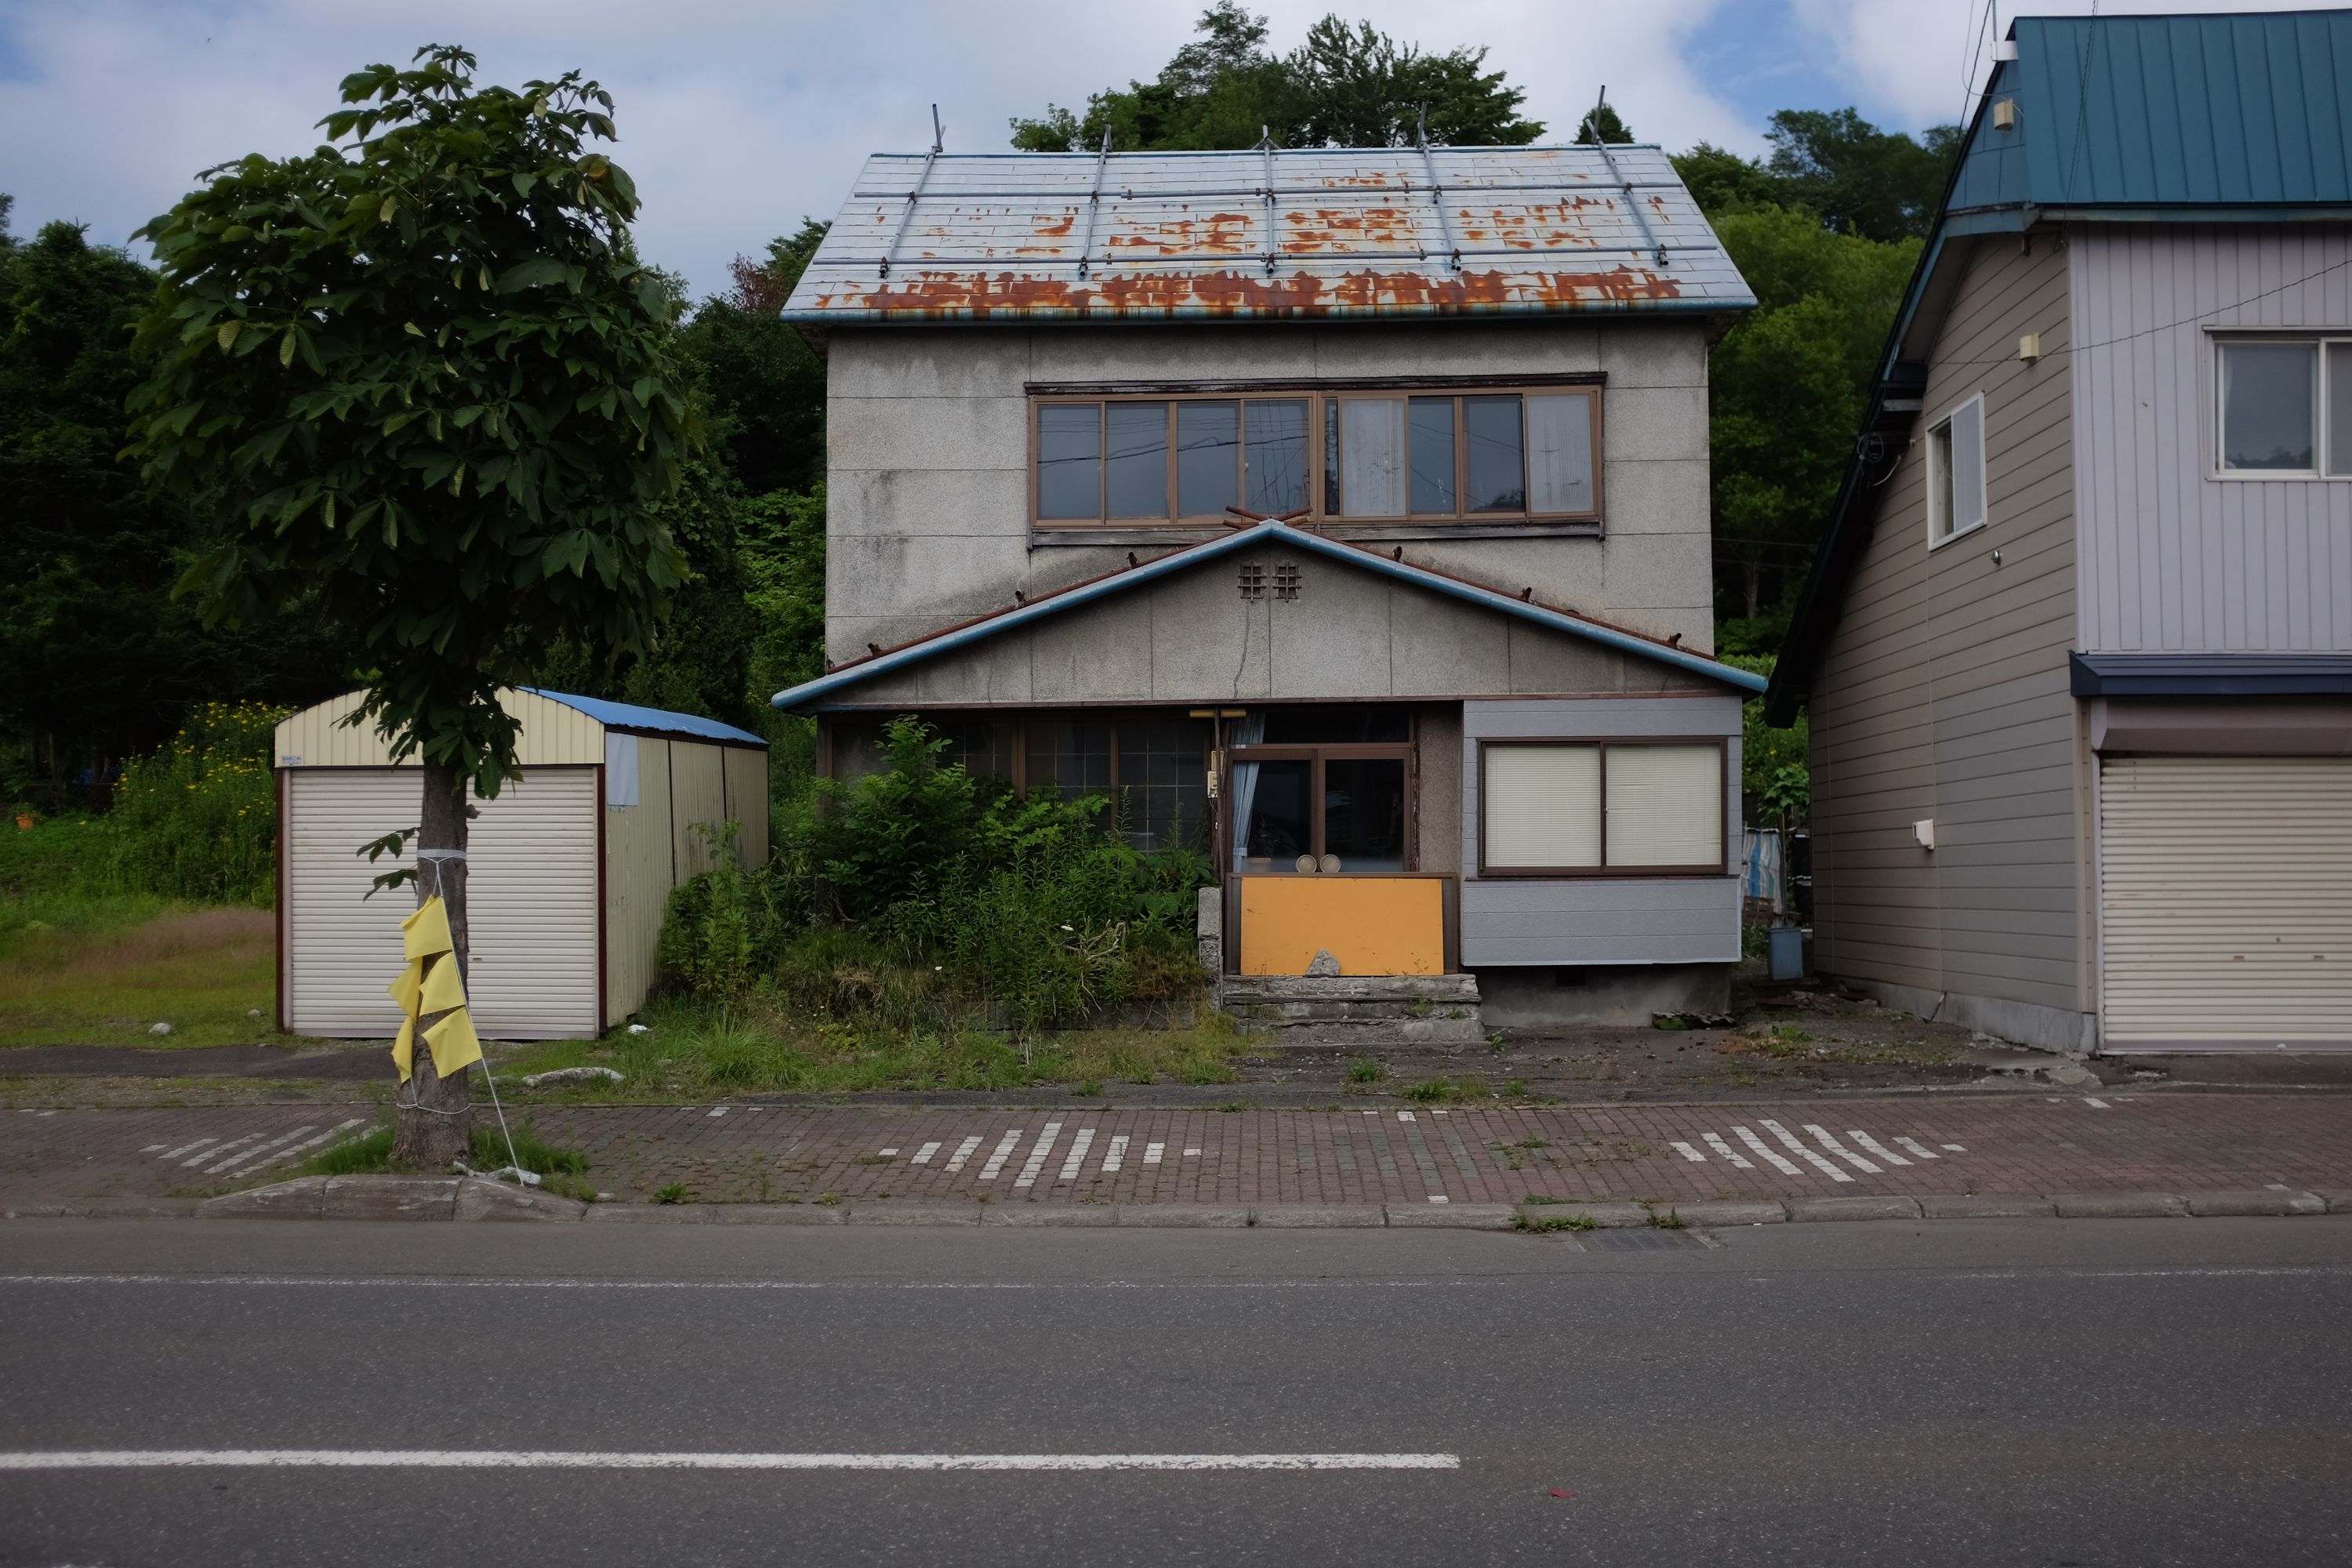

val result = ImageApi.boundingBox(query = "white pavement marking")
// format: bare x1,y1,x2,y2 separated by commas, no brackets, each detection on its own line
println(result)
155,1138,220,1163
1846,1131,1911,1167
1427,1196,1449,1204
1014,1123,1063,1189
1700,1131,1754,1169
1183,1149,1200,1158
942,1136,982,1174
708,1108,728,1118
1802,1125,1880,1174
909,1143,940,1165
224,1120,364,1176
0,1450,1462,1473
183,1133,265,1167
1731,1126,1803,1177
976,1131,1024,1181
1057,1129,1096,1182
1762,1120,1852,1181
205,1126,318,1174
1894,1138,1942,1160
1941,1144,1967,1152
2085,1098,2110,1109
1102,1135,1130,1174
141,1145,168,1153
878,1149,899,1157
1669,1142,1708,1163
1142,1142,1164,1165
1397,1112,1415,1122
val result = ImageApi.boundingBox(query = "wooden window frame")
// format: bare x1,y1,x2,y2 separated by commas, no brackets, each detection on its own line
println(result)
1029,383,1604,530
1475,736,1730,880
1225,741,1417,873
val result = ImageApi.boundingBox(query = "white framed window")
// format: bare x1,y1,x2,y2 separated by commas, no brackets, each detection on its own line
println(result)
1478,740,1725,877
1926,392,1987,547
2215,336,2352,477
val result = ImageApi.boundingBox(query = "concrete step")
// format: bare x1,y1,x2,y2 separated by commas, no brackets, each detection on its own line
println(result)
1219,974,1485,1044
1221,974,1481,1005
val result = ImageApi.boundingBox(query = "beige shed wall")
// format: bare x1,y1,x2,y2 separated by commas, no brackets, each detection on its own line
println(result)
667,742,729,877
1807,230,2088,1047
603,736,673,1024
273,688,603,768
724,746,771,864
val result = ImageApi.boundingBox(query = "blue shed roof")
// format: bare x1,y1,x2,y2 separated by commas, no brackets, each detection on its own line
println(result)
525,690,767,748
1952,10,2352,215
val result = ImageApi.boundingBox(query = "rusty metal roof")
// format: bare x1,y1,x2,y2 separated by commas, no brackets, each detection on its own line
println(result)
782,144,1755,323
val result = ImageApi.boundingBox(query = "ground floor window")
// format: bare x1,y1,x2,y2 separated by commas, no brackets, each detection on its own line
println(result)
1479,739,1724,875
1229,740,1411,874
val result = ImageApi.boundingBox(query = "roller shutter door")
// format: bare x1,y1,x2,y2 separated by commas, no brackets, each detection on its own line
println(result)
285,767,601,1040
2100,756,2352,1047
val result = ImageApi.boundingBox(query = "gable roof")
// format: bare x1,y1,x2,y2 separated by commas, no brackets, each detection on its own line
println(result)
782,144,1755,324
1765,8,2352,725
770,518,1764,713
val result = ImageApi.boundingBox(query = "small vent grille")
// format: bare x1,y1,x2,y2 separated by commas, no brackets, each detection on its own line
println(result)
1238,562,1266,601
1273,564,1301,601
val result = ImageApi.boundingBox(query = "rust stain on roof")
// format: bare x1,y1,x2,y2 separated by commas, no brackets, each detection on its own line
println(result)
1032,212,1076,237
815,264,1684,319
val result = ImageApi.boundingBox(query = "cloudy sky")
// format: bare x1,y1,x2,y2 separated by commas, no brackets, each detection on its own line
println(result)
0,0,2295,297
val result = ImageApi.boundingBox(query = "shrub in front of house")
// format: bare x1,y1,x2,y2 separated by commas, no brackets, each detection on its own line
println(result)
96,702,285,906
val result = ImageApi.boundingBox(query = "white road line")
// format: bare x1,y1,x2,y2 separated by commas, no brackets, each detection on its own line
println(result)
0,1450,1461,1473
2085,1098,2110,1109
909,1142,941,1165
1014,1123,1063,1189
1142,1142,1164,1165
223,1120,364,1175
1397,1112,1415,1122
1731,1125,1804,1177
1182,1149,1200,1158
707,1108,728,1118
1668,1142,1708,1163
140,1144,167,1152
976,1131,1024,1181
1057,1129,1096,1182
1700,1131,1754,1169
1846,1131,1911,1167
1102,1135,1130,1173
1941,1144,1967,1152
155,1138,220,1163
1427,1196,1448,1204
205,1126,318,1174
1761,1120,1852,1181
1892,1138,1941,1160
1802,1125,1880,1174
942,1136,983,1174
185,1133,264,1168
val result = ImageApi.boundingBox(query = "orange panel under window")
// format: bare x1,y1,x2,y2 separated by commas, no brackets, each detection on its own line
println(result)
1237,877,1445,976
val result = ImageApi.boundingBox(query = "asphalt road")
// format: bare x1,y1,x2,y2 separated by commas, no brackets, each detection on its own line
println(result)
2,1218,2348,1566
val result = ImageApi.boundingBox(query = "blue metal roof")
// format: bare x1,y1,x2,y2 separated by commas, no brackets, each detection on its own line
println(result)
770,519,1763,713
1953,11,2352,214
525,690,768,747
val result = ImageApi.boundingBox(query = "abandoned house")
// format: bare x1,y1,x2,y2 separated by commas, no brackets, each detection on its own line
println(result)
771,141,1762,1025
1766,10,2352,1053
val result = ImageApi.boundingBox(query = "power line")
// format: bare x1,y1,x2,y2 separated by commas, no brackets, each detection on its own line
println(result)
1928,252,2352,368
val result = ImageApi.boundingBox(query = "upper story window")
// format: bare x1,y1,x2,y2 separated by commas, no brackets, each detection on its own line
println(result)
1032,385,1602,528
2217,337,2352,477
1926,392,1987,547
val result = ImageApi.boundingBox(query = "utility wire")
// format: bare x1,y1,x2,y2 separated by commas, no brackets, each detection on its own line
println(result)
1924,252,2352,367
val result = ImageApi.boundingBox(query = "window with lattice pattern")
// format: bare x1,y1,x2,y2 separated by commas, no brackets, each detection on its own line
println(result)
1273,563,1301,601
1237,562,1266,601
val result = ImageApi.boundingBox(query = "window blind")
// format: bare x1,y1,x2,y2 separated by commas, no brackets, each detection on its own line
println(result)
1526,391,1595,514
1483,746,1601,868
1603,745,1722,868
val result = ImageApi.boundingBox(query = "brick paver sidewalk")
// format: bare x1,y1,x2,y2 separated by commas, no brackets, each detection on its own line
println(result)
6,1091,2350,1211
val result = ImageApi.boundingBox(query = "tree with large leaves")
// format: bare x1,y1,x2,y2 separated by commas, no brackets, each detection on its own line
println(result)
125,45,698,1164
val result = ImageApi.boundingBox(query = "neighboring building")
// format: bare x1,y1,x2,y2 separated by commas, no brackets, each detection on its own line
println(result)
1766,10,2352,1053
275,688,768,1039
772,142,1763,1022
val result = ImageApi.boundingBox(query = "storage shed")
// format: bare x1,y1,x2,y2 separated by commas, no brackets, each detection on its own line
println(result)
274,688,768,1040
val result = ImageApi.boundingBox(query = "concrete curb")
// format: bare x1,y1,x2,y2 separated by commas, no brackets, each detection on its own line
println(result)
13,1181,2352,1228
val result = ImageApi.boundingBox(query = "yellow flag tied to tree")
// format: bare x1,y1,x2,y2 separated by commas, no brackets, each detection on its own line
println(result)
387,896,484,1080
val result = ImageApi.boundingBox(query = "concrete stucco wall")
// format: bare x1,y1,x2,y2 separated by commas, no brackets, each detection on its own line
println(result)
823,318,1717,668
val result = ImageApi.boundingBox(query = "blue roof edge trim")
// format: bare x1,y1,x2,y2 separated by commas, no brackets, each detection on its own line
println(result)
769,521,1762,713
524,689,768,748
2070,651,2352,698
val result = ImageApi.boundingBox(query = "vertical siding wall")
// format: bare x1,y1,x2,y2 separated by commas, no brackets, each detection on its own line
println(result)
824,319,1719,660
2073,224,2352,653
603,738,673,1023
1810,233,2083,1027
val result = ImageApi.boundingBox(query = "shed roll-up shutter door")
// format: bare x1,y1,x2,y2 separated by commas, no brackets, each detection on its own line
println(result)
2100,756,2352,1047
285,767,601,1040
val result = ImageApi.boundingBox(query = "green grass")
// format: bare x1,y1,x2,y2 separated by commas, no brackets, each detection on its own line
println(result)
0,898,290,1049
494,994,1250,1101
1345,1058,1387,1084
296,1117,590,1196
1514,1212,1596,1233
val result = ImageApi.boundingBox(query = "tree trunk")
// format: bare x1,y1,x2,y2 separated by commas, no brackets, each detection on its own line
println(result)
390,757,474,1168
